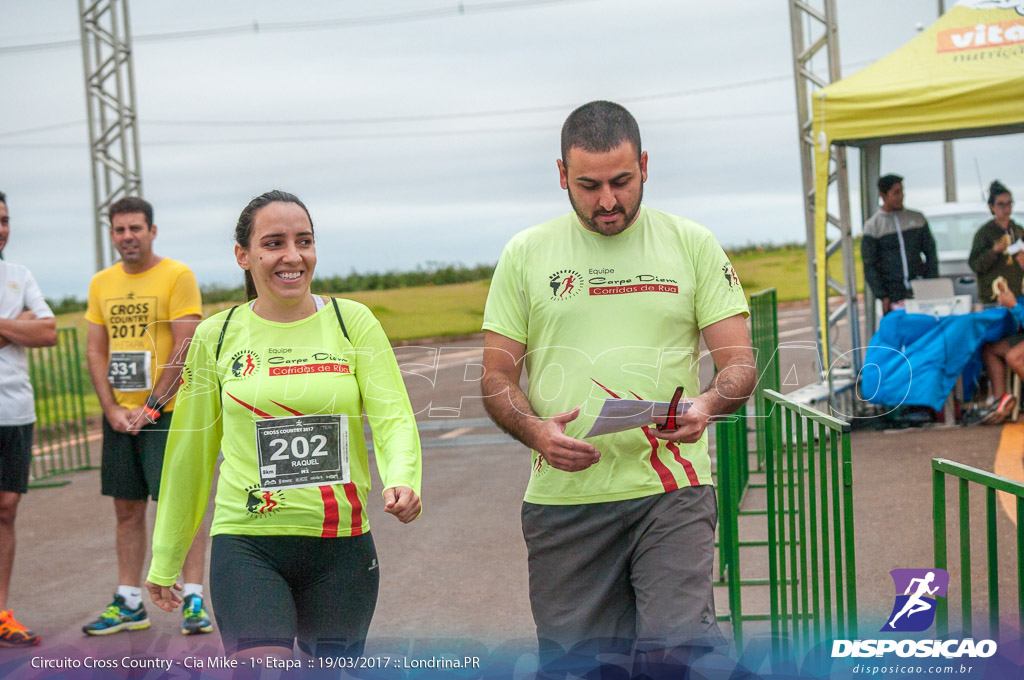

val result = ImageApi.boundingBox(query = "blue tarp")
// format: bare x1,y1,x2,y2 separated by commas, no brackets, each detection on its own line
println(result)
861,307,1024,411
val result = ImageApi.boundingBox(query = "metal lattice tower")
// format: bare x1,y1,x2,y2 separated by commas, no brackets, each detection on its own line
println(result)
788,0,861,379
79,0,143,271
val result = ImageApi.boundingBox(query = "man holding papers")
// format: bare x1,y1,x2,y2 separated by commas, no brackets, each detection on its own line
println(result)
481,100,756,678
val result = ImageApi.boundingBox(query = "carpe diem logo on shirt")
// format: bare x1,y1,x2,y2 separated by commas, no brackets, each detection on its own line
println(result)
549,269,582,300
244,484,285,518
229,349,261,379
178,365,193,391
882,568,950,632
722,263,740,289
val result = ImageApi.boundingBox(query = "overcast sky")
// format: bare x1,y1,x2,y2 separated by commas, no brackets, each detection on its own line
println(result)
2,0,1022,298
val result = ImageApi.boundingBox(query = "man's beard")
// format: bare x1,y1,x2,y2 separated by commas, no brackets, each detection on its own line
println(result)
568,184,643,236
117,245,143,264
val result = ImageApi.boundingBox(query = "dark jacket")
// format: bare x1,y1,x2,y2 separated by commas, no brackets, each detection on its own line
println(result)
968,218,1024,302
861,208,938,303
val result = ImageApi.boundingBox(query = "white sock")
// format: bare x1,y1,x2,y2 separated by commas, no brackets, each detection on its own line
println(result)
117,586,143,610
182,583,204,599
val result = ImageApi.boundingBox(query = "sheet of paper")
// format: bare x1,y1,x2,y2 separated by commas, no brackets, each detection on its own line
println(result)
1007,239,1024,256
584,398,692,438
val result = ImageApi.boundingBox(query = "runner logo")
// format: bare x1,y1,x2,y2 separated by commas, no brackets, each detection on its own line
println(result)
549,269,582,300
229,350,261,379
723,263,740,289
243,484,285,518
882,568,949,632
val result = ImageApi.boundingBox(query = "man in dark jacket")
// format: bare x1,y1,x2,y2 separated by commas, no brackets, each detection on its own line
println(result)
861,174,939,314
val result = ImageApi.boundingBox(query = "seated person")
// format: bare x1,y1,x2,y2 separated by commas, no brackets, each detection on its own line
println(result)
969,180,1023,304
979,278,1023,424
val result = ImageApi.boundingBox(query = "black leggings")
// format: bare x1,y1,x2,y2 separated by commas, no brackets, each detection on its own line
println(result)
210,533,379,657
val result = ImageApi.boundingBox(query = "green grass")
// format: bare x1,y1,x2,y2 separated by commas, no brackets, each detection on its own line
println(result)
727,242,864,303
339,281,489,340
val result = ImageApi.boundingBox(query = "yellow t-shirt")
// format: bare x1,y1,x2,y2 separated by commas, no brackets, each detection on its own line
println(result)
85,258,202,411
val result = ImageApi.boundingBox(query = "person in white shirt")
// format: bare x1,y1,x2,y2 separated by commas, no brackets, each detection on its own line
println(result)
0,190,57,647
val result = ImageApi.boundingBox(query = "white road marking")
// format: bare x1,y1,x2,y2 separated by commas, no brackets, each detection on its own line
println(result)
439,427,473,440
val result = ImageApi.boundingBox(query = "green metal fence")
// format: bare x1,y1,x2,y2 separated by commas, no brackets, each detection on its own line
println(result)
751,289,780,472
28,327,92,485
763,388,857,659
932,458,1024,637
713,289,781,648
715,405,752,648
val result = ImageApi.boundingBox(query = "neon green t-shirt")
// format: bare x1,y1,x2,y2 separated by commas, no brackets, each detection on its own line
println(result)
148,299,421,586
483,207,748,505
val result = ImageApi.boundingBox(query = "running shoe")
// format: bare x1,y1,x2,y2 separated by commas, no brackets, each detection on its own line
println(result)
181,594,213,635
0,610,39,647
82,594,150,636
982,394,1016,425
962,406,989,426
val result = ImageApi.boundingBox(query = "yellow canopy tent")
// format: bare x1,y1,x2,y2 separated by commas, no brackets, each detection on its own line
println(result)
811,1,1024,361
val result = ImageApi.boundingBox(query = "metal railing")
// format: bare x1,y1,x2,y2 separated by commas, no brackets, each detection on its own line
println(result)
932,458,1024,637
764,389,857,659
713,289,781,648
28,327,93,484
715,405,748,646
751,288,780,471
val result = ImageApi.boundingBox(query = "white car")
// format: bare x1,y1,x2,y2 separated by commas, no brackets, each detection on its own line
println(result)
920,202,992,300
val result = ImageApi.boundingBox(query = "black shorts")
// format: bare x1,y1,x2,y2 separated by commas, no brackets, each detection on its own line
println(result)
0,424,34,494
100,411,173,501
1006,332,1024,348
210,533,379,658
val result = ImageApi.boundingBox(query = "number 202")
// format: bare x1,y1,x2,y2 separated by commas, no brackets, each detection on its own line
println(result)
268,435,329,461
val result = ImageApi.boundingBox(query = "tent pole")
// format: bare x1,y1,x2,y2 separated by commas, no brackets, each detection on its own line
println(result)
835,147,863,380
938,0,957,203
861,144,881,335
943,140,958,202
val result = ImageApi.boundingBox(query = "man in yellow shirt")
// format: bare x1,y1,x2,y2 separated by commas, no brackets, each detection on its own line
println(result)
83,197,211,636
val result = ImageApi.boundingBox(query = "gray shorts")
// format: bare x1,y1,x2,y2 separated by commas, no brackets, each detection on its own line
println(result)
522,485,725,660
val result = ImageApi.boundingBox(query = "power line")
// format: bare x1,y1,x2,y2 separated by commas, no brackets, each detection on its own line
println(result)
0,71,796,141
0,120,86,139
0,110,793,150
0,0,595,55
141,75,794,129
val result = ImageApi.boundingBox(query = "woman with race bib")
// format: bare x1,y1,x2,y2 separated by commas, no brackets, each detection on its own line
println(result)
145,190,422,660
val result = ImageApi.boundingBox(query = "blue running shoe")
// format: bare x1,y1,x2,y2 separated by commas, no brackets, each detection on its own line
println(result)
82,594,150,636
181,594,213,635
